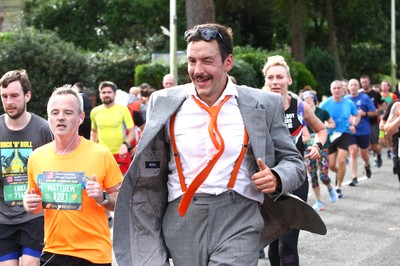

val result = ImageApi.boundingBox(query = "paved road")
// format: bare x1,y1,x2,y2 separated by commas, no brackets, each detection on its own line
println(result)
259,153,400,266
113,153,400,265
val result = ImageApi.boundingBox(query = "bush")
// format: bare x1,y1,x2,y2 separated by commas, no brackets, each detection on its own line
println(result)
234,46,269,88
135,63,169,89
305,47,335,96
292,61,318,94
229,59,258,87
177,62,191,85
0,27,91,117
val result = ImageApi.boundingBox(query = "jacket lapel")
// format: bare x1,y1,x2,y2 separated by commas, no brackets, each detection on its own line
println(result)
237,88,267,161
136,89,187,155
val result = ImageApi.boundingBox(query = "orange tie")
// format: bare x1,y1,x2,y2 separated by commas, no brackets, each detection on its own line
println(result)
176,95,230,217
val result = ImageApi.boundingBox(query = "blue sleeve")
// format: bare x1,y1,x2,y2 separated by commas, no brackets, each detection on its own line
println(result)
350,100,358,115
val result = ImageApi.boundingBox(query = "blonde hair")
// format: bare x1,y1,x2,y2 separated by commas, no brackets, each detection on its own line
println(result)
262,55,291,77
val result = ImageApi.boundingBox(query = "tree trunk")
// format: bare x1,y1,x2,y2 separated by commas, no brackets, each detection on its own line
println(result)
289,0,307,63
325,0,343,79
185,0,215,29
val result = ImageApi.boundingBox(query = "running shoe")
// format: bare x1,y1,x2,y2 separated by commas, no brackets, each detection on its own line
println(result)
365,165,372,178
328,185,338,203
336,188,344,199
376,155,383,168
349,177,358,186
312,200,324,211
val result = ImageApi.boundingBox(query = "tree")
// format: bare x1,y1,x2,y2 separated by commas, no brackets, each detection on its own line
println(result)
185,0,215,29
25,0,171,51
288,0,309,62
215,0,274,49
0,28,91,117
21,0,400,89
325,0,343,79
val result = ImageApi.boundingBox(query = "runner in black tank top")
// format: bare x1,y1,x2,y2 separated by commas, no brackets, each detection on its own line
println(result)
263,55,328,266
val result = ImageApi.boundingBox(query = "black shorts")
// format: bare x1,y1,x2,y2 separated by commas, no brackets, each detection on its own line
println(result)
40,252,112,266
0,216,44,258
328,133,351,154
350,134,370,149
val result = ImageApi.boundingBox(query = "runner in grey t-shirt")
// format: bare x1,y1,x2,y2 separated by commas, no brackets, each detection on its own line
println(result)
0,70,53,265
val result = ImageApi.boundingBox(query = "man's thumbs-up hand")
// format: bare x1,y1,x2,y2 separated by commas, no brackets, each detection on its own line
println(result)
86,174,103,204
251,158,281,194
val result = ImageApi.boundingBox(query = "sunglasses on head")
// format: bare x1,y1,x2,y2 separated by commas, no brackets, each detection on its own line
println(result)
184,27,227,46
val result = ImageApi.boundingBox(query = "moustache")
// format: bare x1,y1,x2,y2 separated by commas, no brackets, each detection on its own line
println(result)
192,74,212,80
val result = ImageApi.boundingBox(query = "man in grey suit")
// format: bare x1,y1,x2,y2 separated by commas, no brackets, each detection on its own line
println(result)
113,23,326,266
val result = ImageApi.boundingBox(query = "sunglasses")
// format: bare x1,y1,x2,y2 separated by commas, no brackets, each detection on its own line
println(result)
184,28,227,47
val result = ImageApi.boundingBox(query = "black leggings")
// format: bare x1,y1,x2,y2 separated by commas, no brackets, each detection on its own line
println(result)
268,179,309,266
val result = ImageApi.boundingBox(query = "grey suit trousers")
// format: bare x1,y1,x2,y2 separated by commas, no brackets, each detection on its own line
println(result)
162,191,264,266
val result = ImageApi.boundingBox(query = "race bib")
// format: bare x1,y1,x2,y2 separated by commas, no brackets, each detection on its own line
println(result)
3,175,28,206
329,131,343,143
41,171,84,210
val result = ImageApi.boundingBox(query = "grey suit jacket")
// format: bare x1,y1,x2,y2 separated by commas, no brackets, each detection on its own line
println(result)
113,84,326,266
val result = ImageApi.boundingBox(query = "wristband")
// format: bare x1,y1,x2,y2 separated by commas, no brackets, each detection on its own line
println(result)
122,141,131,149
313,142,322,150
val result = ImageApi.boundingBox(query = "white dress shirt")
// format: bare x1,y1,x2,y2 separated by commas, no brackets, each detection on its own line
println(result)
167,78,263,203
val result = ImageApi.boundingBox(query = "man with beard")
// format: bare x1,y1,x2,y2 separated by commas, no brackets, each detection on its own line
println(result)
0,69,53,265
90,81,135,175
90,81,134,227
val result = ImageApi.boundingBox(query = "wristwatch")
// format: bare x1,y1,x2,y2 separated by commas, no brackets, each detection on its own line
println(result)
99,191,110,205
314,142,323,150
122,141,132,149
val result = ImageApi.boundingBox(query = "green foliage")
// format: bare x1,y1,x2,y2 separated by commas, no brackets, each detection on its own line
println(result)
89,35,163,91
0,27,164,117
134,63,169,89
177,62,191,85
233,47,311,92
305,47,335,96
215,0,274,49
346,42,388,82
320,0,391,79
23,0,400,86
134,62,191,89
25,0,172,52
0,27,91,117
292,61,318,94
229,60,258,87
234,46,269,88
25,0,109,51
